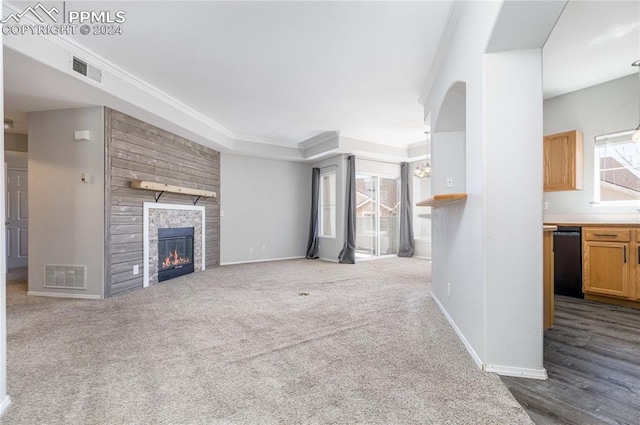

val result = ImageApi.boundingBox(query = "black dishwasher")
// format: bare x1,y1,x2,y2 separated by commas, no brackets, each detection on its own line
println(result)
553,226,584,298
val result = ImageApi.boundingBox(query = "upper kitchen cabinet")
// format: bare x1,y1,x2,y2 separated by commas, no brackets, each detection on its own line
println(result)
543,130,584,192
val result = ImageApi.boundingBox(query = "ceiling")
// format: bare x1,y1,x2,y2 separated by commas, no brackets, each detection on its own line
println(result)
543,0,639,99
70,1,452,148
3,1,639,147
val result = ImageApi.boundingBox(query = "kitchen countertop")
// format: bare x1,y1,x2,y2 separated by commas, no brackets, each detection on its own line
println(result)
544,214,640,226
545,222,640,227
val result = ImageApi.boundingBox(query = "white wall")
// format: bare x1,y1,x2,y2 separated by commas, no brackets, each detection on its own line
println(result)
426,1,553,378
432,131,466,195
312,155,347,262
484,49,544,371
28,107,105,298
0,30,9,414
544,74,639,219
220,154,311,264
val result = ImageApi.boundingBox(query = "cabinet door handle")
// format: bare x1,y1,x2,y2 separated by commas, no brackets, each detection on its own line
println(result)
637,246,639,264
594,233,618,237
624,246,627,263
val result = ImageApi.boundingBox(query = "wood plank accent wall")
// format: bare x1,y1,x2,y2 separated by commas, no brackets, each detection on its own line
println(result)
104,108,220,296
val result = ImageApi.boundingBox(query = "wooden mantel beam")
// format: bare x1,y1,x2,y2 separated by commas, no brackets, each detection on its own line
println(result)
131,180,216,198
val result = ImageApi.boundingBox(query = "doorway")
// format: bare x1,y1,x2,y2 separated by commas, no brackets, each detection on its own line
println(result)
355,174,400,258
6,167,28,269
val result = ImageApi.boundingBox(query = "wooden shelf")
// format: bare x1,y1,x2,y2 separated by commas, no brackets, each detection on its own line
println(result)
131,180,216,202
416,193,467,207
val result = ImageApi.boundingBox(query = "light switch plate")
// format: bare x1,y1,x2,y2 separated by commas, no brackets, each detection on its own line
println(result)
446,177,453,188
74,130,91,142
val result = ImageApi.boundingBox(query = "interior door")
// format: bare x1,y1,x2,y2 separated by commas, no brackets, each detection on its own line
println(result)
6,168,28,269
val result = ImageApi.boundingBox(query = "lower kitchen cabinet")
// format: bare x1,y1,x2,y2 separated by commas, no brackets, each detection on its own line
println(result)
582,227,638,307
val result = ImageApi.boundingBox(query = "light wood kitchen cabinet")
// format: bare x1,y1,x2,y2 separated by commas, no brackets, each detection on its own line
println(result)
543,227,555,330
543,130,584,192
582,227,637,304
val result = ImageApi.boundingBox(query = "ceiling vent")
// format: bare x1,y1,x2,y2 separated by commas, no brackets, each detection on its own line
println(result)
71,56,102,85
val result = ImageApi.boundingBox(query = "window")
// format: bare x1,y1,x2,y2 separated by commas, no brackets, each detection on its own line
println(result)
594,130,640,204
320,172,336,237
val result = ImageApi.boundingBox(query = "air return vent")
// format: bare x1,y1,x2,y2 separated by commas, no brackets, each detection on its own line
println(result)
71,56,102,84
44,264,87,290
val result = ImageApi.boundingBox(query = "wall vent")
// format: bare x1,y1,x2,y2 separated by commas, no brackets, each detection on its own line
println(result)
44,264,87,290
71,56,102,85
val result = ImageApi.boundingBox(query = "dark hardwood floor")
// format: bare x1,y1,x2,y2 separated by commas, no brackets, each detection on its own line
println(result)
501,296,640,425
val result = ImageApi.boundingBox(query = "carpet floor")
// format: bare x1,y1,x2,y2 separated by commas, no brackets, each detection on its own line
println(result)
2,258,532,424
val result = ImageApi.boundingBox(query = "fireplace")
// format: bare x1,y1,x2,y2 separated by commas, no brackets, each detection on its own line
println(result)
157,227,194,282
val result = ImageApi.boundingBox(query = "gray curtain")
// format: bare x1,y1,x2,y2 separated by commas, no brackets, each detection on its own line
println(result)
338,155,356,264
398,162,415,257
306,168,320,259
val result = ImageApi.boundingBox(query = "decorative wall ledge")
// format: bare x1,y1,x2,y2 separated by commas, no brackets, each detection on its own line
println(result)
416,193,468,207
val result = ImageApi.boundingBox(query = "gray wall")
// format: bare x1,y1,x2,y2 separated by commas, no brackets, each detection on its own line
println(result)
28,107,104,298
220,154,311,264
544,74,639,218
105,109,220,296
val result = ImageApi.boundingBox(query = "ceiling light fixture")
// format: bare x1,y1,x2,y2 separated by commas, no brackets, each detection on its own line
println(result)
413,131,431,178
4,118,14,131
633,59,640,144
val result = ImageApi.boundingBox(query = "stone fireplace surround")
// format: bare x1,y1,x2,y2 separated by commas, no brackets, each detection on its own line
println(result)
143,202,206,287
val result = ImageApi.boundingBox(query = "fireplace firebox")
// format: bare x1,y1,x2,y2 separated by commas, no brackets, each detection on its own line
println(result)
158,227,194,282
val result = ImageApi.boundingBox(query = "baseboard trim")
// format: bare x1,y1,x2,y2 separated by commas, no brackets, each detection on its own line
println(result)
483,364,548,380
220,256,305,266
0,395,11,415
413,256,432,260
27,291,103,300
430,291,484,371
431,291,548,380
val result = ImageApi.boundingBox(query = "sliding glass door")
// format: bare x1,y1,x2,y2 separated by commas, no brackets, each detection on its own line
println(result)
355,174,400,258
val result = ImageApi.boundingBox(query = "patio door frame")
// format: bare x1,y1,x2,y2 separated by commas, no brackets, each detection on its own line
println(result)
355,172,400,259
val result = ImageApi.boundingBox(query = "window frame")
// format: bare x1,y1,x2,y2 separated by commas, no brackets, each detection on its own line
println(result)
592,129,640,207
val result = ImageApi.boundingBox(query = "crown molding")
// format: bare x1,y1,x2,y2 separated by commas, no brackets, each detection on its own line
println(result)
48,37,237,139
418,0,465,107
2,1,283,148
232,133,291,147
298,131,341,149
2,1,432,163
408,139,427,149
